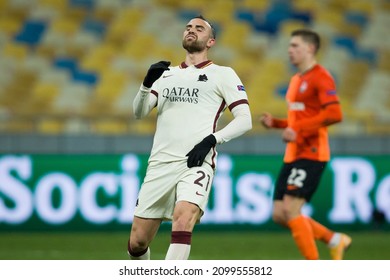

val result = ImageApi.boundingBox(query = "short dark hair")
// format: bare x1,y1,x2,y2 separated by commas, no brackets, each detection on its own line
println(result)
194,15,216,39
291,29,320,53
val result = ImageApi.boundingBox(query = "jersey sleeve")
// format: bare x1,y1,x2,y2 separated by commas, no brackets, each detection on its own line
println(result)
218,67,249,111
213,67,252,143
317,70,339,106
133,85,158,119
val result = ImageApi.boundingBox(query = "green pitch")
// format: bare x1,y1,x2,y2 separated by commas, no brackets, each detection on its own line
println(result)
0,230,389,260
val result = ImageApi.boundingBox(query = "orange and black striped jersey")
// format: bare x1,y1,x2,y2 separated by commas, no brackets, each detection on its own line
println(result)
281,64,342,163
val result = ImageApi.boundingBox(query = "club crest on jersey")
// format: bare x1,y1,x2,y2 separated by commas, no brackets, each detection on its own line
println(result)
299,81,308,93
237,85,245,91
198,74,208,82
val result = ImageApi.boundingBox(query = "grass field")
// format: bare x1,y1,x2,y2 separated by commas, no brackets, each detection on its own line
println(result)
1,229,389,260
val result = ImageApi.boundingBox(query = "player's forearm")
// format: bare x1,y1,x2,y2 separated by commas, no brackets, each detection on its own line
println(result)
272,118,288,128
213,104,252,144
133,85,155,119
292,103,342,132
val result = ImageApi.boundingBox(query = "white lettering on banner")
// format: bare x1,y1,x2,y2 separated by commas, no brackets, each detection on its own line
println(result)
375,174,390,222
329,158,374,223
203,155,234,223
0,155,32,223
202,155,274,224
117,155,139,223
79,173,117,224
0,154,140,226
235,173,273,223
35,173,78,224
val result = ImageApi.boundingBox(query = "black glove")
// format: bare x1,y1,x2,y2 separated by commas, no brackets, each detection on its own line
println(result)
186,134,217,168
142,61,171,88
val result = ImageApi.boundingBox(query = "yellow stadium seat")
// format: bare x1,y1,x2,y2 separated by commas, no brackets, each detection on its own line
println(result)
292,0,323,14
93,0,123,23
279,19,307,36
219,21,252,51
0,16,23,36
24,82,59,115
347,0,375,16
230,55,259,85
84,70,128,117
178,0,211,10
5,118,35,133
80,44,117,73
315,9,345,29
52,82,91,115
37,118,64,134
366,122,390,135
381,0,390,11
326,0,349,12
105,7,144,45
0,0,7,10
122,33,158,61
2,42,28,61
92,118,129,135
339,60,369,101
0,68,37,109
94,70,127,99
38,0,68,10
239,0,269,10
130,115,157,135
93,82,125,104
378,50,390,73
50,17,80,35
155,0,182,8
203,2,235,25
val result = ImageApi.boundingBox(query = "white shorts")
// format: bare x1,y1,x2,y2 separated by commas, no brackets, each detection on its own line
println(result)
134,160,214,221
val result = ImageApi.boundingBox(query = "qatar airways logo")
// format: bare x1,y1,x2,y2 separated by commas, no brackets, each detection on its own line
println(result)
162,87,199,104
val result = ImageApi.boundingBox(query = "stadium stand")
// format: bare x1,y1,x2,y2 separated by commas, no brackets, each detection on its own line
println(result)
0,0,389,135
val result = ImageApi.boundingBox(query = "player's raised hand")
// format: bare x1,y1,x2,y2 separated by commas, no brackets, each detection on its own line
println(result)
142,61,171,88
186,134,217,168
260,112,273,128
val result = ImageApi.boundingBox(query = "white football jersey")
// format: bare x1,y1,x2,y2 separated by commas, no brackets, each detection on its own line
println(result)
148,61,249,168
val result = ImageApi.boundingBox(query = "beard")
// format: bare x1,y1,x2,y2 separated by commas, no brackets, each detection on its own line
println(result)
182,37,206,53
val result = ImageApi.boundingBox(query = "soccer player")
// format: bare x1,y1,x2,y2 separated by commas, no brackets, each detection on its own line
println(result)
260,29,351,260
128,15,252,260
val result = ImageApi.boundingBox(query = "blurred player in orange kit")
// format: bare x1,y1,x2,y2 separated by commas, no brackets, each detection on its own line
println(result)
260,29,351,260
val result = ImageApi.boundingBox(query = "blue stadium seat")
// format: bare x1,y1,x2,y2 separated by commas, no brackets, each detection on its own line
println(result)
53,57,98,85
53,57,78,75
344,11,368,29
177,9,200,22
69,0,95,9
333,35,377,66
81,18,106,37
14,20,47,46
72,69,98,85
333,35,357,54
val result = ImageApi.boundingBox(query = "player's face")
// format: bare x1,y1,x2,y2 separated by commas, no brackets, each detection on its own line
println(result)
288,36,312,67
182,18,215,53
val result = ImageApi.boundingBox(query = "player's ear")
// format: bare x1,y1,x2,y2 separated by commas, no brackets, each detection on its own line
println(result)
308,43,316,55
207,38,216,48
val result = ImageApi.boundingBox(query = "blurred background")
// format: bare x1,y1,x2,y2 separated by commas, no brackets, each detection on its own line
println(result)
0,0,389,259
0,0,389,144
